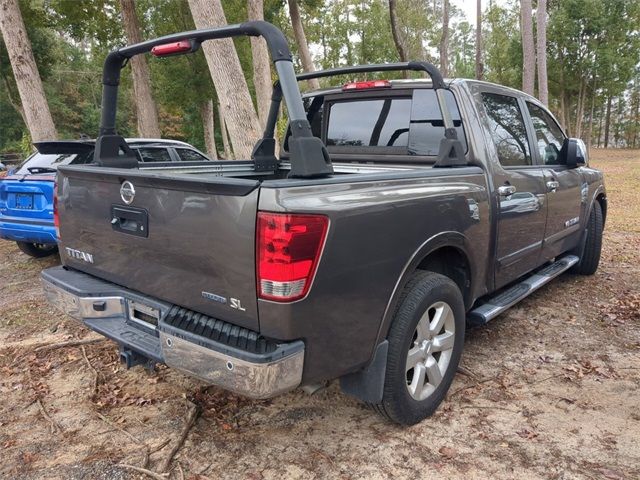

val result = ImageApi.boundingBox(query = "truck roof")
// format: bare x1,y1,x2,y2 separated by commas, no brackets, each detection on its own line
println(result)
304,78,541,106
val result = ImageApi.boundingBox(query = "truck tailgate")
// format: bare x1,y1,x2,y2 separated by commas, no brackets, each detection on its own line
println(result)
56,165,261,331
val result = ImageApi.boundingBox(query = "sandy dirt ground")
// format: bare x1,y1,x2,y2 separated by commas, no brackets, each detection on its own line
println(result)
0,148,638,480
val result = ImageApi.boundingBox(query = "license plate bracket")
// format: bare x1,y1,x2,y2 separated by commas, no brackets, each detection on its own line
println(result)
127,300,160,333
15,193,34,209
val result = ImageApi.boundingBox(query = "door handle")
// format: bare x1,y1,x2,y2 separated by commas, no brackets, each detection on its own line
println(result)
546,181,559,192
498,185,516,197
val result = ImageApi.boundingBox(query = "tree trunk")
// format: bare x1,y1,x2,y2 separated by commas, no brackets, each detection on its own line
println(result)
218,102,232,160
603,96,612,148
188,0,261,159
574,78,586,139
596,100,605,148
389,0,408,63
345,7,353,65
360,0,366,62
613,97,623,146
559,93,567,134
535,0,548,105
520,0,535,96
440,0,449,77
586,83,596,151
287,0,320,90
119,0,161,138
632,76,640,149
475,0,483,80
247,0,272,128
0,0,57,142
558,50,567,131
201,99,217,160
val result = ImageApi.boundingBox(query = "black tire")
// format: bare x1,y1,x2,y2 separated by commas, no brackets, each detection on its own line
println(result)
372,271,465,425
16,241,58,258
571,201,603,275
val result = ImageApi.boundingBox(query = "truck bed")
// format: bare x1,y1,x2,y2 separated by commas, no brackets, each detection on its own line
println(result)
55,161,486,338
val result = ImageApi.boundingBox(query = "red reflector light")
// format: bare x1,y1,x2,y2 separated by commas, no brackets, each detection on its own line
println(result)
343,80,391,91
53,179,60,240
151,40,193,57
257,212,329,302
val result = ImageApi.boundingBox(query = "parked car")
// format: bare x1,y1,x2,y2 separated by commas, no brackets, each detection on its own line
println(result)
0,139,210,257
42,22,605,425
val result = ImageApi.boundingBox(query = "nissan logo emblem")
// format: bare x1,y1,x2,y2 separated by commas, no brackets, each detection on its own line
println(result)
120,181,135,204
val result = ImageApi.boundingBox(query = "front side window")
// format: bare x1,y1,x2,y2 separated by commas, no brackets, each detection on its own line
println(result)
481,93,531,167
526,102,565,165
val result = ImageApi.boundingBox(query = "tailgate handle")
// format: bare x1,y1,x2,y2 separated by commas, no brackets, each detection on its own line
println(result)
111,205,148,238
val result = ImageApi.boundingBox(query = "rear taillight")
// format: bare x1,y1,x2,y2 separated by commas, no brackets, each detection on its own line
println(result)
257,212,329,302
53,179,59,240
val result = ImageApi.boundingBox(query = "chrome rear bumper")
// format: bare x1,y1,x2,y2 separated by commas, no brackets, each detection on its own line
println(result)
42,267,304,399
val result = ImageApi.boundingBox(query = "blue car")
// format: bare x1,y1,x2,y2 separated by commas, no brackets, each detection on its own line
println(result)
0,139,211,257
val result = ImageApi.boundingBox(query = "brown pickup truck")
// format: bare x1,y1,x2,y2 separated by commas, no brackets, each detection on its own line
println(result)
42,21,606,425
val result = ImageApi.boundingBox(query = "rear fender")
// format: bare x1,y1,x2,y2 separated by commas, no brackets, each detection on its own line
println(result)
341,231,474,403
374,231,474,347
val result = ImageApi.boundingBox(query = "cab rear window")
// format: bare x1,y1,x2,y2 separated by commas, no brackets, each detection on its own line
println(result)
327,89,466,156
327,98,412,149
286,88,467,158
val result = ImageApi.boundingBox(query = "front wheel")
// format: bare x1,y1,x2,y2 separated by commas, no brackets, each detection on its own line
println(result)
16,241,58,258
571,201,603,275
373,271,465,425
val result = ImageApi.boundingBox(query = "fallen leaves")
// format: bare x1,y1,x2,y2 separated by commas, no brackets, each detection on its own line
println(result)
438,446,457,459
190,386,265,430
562,358,618,381
515,428,539,440
596,467,626,480
93,380,155,408
598,292,640,326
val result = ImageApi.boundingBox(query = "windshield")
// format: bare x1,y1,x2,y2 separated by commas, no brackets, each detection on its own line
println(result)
14,151,93,175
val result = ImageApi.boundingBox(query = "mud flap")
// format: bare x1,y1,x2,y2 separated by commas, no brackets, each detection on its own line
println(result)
340,340,388,403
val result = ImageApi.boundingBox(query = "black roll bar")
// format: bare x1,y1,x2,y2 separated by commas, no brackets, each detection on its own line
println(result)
263,61,466,167
296,61,446,89
97,21,333,178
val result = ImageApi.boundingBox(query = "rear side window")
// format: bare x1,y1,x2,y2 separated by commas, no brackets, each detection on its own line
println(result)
325,89,466,156
481,93,532,167
176,148,209,162
136,148,172,163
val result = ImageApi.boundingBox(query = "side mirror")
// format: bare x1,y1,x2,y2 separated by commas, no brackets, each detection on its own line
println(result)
560,138,587,168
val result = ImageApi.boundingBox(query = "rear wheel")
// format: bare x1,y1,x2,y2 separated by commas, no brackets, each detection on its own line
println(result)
571,201,603,275
373,271,465,425
16,241,58,258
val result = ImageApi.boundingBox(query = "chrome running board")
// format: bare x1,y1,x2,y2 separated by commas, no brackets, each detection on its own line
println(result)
468,254,579,326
